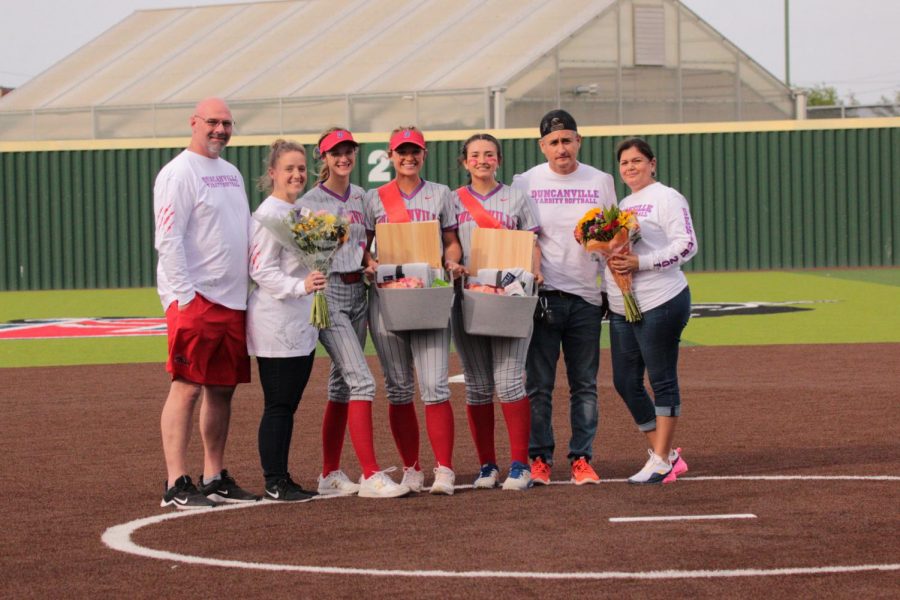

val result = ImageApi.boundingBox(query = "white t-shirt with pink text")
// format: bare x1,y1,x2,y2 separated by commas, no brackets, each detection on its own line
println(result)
154,150,250,310
512,162,617,306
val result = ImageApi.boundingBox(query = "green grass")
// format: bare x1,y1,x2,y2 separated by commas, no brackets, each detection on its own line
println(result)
683,270,900,346
2,269,898,368
1,287,163,321
795,268,900,287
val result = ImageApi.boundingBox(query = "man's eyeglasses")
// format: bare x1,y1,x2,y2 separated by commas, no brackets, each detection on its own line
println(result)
194,115,235,129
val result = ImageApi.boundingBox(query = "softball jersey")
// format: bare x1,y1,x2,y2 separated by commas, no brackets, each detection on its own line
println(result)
364,179,457,233
605,182,698,315
246,196,317,358
451,183,539,405
363,179,457,406
454,183,540,266
154,150,250,310
511,162,617,306
299,182,367,274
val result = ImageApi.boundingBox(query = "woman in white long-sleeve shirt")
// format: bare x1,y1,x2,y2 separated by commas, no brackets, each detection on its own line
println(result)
247,139,327,502
606,137,698,485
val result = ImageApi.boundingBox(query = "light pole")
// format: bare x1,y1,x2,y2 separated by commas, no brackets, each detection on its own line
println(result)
784,0,791,87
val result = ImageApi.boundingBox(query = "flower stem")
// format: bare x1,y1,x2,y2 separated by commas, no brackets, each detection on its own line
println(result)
310,290,331,329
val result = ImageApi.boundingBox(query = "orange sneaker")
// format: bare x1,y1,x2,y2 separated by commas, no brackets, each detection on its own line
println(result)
570,457,600,485
530,457,551,485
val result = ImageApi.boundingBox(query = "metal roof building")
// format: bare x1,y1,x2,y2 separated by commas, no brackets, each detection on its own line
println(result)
0,0,795,140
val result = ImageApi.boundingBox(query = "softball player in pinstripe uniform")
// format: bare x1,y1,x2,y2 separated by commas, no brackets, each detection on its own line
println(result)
451,134,542,491
363,126,465,495
297,129,408,499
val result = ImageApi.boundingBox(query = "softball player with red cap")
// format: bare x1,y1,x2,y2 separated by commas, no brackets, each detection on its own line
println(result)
363,126,465,495
451,133,542,491
298,128,408,499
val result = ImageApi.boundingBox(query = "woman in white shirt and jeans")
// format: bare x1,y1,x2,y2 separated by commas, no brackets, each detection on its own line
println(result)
606,137,698,485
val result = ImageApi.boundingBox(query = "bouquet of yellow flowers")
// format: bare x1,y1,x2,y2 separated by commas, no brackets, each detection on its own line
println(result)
258,206,350,328
575,205,643,322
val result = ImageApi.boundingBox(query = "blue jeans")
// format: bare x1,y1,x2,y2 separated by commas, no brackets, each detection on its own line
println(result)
609,286,691,431
526,292,603,463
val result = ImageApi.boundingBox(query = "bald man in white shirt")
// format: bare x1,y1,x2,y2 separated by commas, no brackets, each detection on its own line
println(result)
155,98,259,509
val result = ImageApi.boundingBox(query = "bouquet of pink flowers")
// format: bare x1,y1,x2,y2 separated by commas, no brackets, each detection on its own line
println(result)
257,207,350,328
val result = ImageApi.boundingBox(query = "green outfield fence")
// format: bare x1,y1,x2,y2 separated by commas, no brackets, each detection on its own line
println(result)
1,118,898,291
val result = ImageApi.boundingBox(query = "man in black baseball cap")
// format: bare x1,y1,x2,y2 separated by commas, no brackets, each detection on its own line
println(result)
539,109,579,137
511,108,617,487
537,109,581,175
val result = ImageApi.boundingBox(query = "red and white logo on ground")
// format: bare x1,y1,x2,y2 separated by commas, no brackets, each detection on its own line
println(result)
0,301,830,341
0,318,166,340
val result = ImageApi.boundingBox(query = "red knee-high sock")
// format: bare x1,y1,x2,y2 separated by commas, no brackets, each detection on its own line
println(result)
425,401,454,470
321,401,348,476
501,397,531,465
348,400,380,478
466,403,496,466
388,402,420,469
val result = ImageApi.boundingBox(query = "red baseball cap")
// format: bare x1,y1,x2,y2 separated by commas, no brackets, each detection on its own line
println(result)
319,129,358,153
389,128,426,151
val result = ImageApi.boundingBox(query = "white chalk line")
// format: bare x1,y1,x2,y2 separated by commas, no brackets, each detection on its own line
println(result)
547,474,900,484
674,475,900,481
102,474,900,580
610,513,757,523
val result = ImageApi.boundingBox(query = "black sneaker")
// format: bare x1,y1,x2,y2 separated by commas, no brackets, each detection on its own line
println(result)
265,476,318,502
161,475,217,509
199,470,261,503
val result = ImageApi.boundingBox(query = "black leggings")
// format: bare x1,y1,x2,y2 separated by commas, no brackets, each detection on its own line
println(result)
257,355,315,483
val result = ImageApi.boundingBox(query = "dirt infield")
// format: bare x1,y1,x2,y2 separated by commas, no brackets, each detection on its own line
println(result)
2,344,898,598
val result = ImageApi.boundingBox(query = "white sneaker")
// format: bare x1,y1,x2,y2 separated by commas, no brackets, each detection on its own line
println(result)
628,450,672,485
430,466,456,495
501,461,532,491
358,469,411,498
401,466,425,492
473,464,499,489
317,469,361,496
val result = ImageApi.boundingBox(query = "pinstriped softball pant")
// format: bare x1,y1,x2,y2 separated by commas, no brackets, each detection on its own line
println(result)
319,276,376,402
450,294,530,405
367,286,451,405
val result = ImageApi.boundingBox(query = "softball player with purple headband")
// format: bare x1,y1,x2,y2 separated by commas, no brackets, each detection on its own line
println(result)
363,126,465,496
298,128,409,499
451,133,542,491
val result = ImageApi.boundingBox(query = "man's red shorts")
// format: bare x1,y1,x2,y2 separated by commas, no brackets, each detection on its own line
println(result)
165,294,251,386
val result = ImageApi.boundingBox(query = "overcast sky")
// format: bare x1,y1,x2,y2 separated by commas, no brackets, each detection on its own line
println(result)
1,0,898,104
